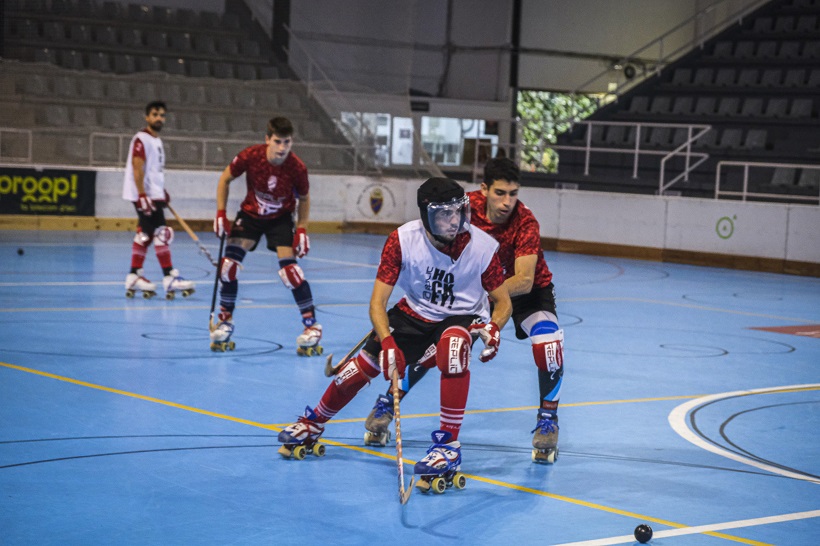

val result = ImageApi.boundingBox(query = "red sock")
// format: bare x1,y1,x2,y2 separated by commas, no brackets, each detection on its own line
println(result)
314,353,379,422
130,241,147,270
155,244,173,270
440,370,469,441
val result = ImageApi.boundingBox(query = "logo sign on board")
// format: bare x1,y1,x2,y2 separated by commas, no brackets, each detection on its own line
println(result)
0,167,96,216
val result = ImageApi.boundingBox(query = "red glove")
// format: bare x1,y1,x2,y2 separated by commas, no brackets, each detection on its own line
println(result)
292,227,310,258
379,335,406,380
136,193,155,215
214,209,230,238
163,189,170,203
469,321,501,362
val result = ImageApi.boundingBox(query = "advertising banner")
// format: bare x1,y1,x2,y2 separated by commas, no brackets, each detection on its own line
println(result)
0,167,96,216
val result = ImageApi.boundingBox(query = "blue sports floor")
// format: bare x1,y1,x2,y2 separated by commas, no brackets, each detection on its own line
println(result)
1,230,819,545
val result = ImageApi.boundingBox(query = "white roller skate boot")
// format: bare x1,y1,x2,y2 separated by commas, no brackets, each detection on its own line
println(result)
125,269,156,299
162,268,195,300
531,409,559,464
363,393,394,447
296,322,323,356
414,430,466,494
209,311,235,352
278,406,326,460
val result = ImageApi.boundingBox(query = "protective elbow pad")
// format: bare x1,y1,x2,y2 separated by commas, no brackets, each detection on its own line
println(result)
436,326,471,376
278,263,305,289
532,329,564,372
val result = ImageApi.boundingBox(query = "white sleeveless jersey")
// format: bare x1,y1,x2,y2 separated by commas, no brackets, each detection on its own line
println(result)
397,220,498,322
122,130,165,201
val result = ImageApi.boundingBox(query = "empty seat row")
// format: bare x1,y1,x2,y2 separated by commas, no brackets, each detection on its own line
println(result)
10,1,240,31
769,167,820,188
629,95,815,118
669,66,820,88
750,15,820,34
22,47,277,80
9,19,261,58
708,39,820,60
588,125,767,151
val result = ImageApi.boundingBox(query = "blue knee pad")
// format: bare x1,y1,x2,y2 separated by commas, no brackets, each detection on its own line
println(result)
531,320,559,336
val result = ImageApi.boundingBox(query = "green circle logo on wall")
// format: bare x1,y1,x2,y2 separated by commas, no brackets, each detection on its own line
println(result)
716,216,735,239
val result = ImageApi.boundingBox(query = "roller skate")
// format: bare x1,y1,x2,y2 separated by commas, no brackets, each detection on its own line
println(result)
531,409,559,464
296,322,323,356
363,393,394,446
125,269,156,299
278,406,326,460
414,430,466,494
162,269,195,300
209,311,235,352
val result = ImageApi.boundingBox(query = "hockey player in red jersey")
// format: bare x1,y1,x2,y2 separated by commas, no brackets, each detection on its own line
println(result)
363,157,564,463
278,177,512,492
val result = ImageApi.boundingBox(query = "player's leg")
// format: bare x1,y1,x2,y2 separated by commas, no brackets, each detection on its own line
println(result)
125,206,157,298
415,321,472,490
150,223,196,299
211,212,258,344
280,334,382,457
518,286,563,462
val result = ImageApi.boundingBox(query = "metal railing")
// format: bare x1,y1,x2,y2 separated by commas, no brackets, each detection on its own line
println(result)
715,161,820,204
546,120,711,192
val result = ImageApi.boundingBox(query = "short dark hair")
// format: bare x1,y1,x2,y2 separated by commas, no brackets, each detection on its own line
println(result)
145,101,167,115
266,117,294,138
483,157,519,187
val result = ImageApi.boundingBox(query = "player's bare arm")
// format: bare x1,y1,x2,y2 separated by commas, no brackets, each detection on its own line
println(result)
216,165,235,211
369,279,394,341
132,155,147,195
487,283,512,330
505,254,537,297
295,193,310,230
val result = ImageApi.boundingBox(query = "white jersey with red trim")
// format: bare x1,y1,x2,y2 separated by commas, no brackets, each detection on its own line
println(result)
396,220,497,322
122,130,165,201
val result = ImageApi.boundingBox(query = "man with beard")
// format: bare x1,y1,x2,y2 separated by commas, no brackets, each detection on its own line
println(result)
122,101,195,300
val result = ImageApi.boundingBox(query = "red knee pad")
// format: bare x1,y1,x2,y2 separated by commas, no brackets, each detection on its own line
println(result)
436,326,471,376
278,263,305,289
333,353,379,395
532,330,564,372
219,257,240,283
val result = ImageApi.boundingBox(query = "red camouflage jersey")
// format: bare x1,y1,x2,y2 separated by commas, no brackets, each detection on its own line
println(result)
377,229,505,321
468,190,553,288
229,145,309,219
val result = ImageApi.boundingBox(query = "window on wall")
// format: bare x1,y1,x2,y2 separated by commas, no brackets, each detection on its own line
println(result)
340,112,500,168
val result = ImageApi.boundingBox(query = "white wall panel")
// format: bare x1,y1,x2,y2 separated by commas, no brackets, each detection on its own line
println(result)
786,206,820,263
557,191,667,247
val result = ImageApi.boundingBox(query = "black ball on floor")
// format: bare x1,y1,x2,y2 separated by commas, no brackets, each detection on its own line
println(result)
634,524,653,543
17,248,24,255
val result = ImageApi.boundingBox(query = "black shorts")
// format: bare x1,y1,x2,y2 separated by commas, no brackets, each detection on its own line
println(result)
511,283,557,340
134,202,167,236
362,306,480,364
230,210,295,252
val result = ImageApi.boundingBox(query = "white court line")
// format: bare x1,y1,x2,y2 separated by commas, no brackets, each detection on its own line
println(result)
668,384,820,484
0,279,373,287
553,509,820,545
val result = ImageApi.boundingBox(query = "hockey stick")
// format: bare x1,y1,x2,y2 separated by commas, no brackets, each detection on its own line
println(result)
392,368,414,504
166,204,218,266
208,233,226,333
323,330,373,377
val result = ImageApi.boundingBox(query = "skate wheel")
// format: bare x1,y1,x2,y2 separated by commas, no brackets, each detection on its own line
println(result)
292,445,307,460
125,290,135,299
314,345,323,356
312,443,326,457
532,447,558,464
431,477,447,494
182,289,194,297
165,291,175,300
227,341,236,351
277,445,293,459
143,291,156,299
453,472,467,490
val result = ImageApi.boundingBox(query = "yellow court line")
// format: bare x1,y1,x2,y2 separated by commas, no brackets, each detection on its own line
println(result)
1,361,768,544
